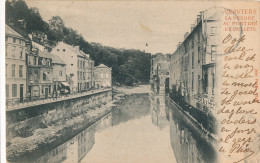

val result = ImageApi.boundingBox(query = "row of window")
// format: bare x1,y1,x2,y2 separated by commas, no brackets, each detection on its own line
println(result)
6,84,24,98
6,36,24,45
56,48,66,52
6,64,24,78
78,71,90,80
27,55,52,66
100,73,109,79
6,45,24,59
77,60,93,70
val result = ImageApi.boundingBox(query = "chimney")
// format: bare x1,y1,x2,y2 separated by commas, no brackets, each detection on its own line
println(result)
191,24,194,31
197,15,201,24
184,32,189,39
28,34,32,41
75,46,80,51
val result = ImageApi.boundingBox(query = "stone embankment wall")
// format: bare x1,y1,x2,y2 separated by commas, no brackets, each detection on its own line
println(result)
6,90,112,139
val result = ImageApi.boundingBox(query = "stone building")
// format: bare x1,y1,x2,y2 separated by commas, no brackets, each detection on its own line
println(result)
51,54,67,93
26,49,54,100
150,53,170,95
94,64,112,88
51,42,94,92
5,24,27,103
169,11,221,115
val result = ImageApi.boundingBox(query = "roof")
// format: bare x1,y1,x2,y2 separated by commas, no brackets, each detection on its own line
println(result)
38,51,53,59
51,54,66,65
57,42,89,58
95,64,111,70
5,24,24,39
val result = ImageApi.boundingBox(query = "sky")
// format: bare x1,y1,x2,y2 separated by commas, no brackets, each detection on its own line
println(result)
26,1,218,54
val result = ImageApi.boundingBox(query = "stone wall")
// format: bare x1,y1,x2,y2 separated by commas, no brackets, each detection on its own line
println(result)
6,90,112,139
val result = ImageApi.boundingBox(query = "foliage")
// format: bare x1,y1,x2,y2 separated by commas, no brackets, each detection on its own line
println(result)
5,0,151,86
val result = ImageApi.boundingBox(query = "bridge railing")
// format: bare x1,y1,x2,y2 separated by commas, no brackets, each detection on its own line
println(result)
6,87,111,111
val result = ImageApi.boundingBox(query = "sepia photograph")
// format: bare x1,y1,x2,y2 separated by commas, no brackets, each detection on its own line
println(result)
1,0,260,163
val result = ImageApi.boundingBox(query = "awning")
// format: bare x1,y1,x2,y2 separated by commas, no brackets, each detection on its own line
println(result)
61,82,70,87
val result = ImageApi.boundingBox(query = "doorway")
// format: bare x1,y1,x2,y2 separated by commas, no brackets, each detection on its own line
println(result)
20,84,24,102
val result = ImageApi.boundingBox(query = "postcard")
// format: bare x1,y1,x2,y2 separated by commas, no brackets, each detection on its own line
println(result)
2,0,260,163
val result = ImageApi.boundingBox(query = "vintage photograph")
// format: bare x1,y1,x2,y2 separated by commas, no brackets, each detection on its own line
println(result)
3,0,260,163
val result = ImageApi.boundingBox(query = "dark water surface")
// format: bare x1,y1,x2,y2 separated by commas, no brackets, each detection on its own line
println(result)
28,93,216,163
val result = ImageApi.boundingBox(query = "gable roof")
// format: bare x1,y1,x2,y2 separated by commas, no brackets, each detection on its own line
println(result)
56,42,89,58
5,24,24,39
38,51,53,59
95,64,111,70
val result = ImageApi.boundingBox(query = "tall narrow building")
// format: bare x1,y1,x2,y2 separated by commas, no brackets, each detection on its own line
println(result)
5,25,27,104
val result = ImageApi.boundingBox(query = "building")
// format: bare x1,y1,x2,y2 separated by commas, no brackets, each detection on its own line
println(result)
51,54,67,93
150,53,170,95
26,49,53,100
51,42,94,92
169,11,221,115
94,64,112,88
5,24,27,103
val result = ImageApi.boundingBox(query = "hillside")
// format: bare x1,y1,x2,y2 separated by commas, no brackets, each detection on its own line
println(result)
5,0,151,86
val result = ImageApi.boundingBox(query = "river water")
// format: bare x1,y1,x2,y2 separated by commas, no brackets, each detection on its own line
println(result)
32,93,217,163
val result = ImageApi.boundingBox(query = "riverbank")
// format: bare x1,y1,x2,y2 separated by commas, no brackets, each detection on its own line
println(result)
7,100,114,162
7,85,150,162
113,84,151,95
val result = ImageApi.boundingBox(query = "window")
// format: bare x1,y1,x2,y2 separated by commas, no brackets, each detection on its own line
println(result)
34,70,39,78
12,84,17,97
13,38,16,43
212,72,215,94
19,39,22,44
192,72,194,90
59,70,62,76
6,64,7,77
19,65,23,77
211,45,217,61
20,48,23,59
43,72,47,81
198,75,200,95
63,49,65,52
6,84,9,98
211,27,216,34
203,72,208,94
71,64,73,66
192,52,194,68
6,45,7,56
12,46,16,57
12,64,15,77
198,47,200,63
57,49,60,52
78,71,79,80
191,38,194,48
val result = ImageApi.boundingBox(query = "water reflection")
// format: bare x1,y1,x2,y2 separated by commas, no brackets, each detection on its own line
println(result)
111,94,150,126
166,98,217,163
150,94,169,129
29,93,216,163
34,112,112,163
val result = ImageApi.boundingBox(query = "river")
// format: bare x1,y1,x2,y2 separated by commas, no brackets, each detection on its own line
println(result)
28,93,217,163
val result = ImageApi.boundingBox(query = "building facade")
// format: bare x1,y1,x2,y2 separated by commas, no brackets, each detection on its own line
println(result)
169,11,221,115
150,54,170,95
5,25,27,103
26,49,53,100
51,42,94,92
94,64,112,88
51,54,66,93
